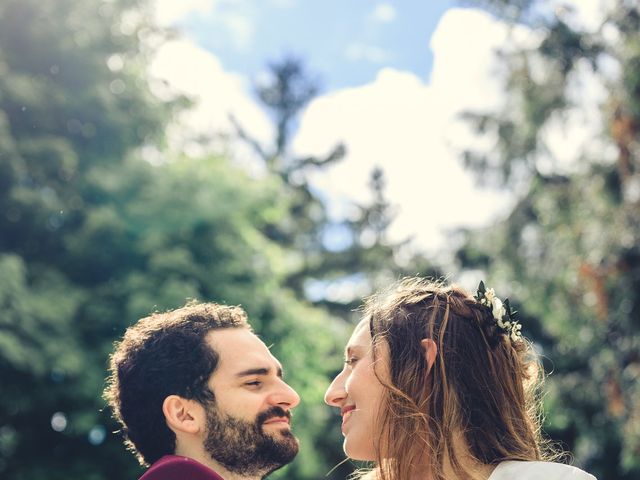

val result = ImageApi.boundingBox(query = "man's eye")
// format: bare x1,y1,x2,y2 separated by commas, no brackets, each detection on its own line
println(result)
245,381,262,387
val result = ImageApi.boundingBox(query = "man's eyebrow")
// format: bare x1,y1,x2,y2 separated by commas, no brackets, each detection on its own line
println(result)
235,366,284,378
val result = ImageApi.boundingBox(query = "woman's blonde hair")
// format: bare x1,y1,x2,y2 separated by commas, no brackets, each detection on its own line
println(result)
357,277,555,480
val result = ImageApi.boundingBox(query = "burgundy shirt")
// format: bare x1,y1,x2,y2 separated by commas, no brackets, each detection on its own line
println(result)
139,455,225,480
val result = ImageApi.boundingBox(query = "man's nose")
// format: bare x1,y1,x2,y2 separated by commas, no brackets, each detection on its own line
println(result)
272,378,301,409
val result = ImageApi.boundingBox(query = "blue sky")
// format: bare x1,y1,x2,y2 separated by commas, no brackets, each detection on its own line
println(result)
178,1,452,90
150,0,605,254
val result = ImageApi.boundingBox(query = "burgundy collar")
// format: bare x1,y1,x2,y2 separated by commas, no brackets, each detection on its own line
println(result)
140,455,225,480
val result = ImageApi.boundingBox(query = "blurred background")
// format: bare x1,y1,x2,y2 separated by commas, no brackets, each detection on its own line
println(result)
0,0,638,478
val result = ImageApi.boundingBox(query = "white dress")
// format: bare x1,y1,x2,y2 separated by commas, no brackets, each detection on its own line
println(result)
489,461,596,479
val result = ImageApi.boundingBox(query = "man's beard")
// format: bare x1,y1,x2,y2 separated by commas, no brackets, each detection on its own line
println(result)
202,403,299,477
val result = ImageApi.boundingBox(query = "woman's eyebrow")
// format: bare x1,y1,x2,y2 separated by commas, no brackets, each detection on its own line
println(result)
344,345,365,357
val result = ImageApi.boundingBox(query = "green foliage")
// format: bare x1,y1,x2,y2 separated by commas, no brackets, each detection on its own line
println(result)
0,0,342,478
456,1,640,478
0,1,436,479
459,0,536,23
0,2,175,475
241,57,438,322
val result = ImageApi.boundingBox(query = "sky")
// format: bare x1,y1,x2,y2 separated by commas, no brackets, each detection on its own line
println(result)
149,0,608,253
158,0,451,91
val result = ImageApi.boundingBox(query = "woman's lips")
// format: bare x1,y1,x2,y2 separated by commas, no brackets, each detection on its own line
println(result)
341,405,356,429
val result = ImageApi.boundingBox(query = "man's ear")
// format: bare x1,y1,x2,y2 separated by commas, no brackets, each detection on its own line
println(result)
162,395,203,435
420,338,438,373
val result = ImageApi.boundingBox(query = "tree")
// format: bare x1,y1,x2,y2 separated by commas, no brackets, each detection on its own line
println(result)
234,56,439,316
0,1,344,479
455,2,640,478
231,55,441,478
0,0,442,477
0,0,173,477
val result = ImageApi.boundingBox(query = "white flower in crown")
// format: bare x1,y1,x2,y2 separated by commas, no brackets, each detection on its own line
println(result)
475,281,522,343
491,297,506,322
510,323,523,342
485,288,496,303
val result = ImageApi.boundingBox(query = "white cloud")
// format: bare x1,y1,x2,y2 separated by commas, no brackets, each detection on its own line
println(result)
372,3,397,23
436,7,609,176
223,12,255,50
429,8,541,110
269,0,296,7
538,58,610,173
548,0,607,32
293,9,541,252
345,43,391,63
153,0,216,26
145,6,608,254
293,7,607,252
149,39,273,171
153,0,255,51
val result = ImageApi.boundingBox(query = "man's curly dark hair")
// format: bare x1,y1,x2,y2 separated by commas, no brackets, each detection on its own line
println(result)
104,302,250,466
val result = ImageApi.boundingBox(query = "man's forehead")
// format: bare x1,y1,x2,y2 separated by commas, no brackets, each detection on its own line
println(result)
206,326,261,346
206,328,282,372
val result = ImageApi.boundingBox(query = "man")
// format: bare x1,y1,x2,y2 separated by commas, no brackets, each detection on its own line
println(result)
104,302,300,480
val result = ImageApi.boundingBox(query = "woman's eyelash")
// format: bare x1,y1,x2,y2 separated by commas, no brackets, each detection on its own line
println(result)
344,357,358,366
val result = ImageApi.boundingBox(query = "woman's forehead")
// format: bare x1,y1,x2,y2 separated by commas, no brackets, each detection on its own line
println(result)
347,319,372,349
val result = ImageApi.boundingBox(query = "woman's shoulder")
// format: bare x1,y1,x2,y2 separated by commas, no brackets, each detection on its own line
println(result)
489,461,596,480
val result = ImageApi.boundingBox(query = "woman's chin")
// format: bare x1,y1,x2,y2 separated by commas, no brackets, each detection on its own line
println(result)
343,439,376,462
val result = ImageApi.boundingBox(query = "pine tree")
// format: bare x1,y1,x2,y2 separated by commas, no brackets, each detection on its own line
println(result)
456,2,640,477
235,57,439,319
0,2,343,479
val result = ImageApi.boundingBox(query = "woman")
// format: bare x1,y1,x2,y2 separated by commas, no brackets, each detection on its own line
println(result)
325,277,596,480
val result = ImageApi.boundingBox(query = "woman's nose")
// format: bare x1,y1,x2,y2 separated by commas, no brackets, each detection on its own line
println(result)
324,369,347,407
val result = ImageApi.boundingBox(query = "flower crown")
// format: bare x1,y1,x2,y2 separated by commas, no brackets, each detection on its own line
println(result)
474,281,522,342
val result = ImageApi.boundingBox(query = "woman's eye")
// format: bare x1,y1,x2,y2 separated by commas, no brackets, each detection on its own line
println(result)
344,357,358,367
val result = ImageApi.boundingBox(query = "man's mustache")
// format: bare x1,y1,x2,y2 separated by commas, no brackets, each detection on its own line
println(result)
256,406,292,425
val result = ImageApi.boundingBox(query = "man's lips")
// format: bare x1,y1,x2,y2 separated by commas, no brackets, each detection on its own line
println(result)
262,417,291,426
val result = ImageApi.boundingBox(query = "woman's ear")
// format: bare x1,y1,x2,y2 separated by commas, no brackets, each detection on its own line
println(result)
162,395,203,435
420,338,438,373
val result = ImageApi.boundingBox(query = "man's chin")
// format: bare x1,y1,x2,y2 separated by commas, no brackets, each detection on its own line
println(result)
267,428,299,449
203,405,299,475
257,432,299,474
